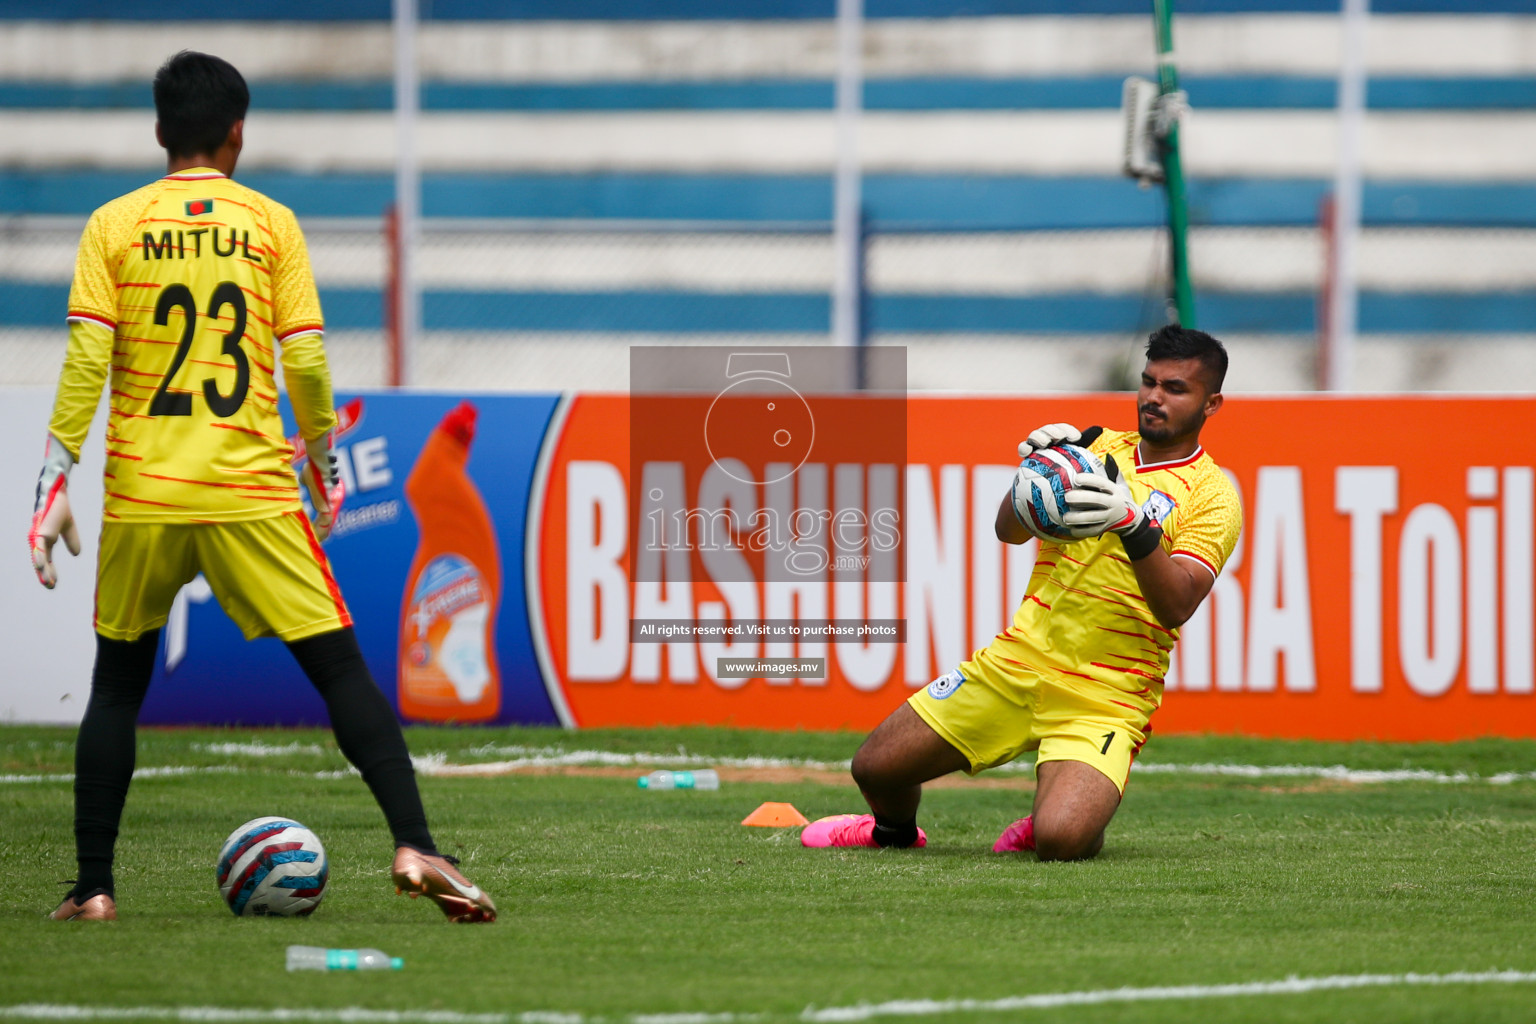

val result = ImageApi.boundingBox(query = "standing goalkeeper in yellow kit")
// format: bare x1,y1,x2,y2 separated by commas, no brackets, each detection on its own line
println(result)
29,51,495,924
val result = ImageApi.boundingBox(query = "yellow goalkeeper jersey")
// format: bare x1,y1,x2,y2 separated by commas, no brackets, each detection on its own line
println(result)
51,168,335,523
997,428,1243,698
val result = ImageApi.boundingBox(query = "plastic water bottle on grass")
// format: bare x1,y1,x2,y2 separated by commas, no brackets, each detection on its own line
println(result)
638,769,720,790
286,945,403,971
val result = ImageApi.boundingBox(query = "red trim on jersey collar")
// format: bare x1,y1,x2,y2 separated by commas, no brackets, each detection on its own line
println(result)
1135,444,1204,471
164,169,227,181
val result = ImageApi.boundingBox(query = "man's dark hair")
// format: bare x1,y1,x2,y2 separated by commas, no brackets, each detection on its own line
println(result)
1146,324,1228,393
153,51,249,160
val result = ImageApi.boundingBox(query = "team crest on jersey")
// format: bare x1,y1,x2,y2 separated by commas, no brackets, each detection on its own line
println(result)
185,199,214,216
927,668,965,700
1141,489,1176,527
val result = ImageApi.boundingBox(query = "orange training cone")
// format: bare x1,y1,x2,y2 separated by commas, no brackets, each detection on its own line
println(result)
741,802,810,827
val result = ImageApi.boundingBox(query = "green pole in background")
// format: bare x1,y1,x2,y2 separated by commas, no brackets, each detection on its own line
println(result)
1153,0,1196,327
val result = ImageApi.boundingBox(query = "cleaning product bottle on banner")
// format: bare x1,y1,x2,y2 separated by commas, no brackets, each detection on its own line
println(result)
398,401,501,722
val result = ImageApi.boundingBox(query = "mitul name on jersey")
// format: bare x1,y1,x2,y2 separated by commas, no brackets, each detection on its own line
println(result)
141,227,262,262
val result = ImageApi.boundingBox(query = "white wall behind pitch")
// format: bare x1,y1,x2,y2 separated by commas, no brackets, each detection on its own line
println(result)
1,387,107,725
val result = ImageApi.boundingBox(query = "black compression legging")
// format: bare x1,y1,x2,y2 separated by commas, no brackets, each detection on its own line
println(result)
71,626,436,897
285,628,436,854
71,632,159,896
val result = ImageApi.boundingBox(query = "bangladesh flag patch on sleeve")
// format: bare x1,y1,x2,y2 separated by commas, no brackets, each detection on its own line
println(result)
185,199,215,216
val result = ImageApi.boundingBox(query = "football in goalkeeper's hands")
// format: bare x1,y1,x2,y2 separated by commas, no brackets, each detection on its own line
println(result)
1011,443,1106,542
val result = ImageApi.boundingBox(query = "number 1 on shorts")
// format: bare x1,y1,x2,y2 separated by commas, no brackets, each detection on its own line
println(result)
1100,731,1115,755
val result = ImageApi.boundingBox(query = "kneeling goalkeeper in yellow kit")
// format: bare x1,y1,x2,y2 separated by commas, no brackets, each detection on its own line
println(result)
803,326,1242,859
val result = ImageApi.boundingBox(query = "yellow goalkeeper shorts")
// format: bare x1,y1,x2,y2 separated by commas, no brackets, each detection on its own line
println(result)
95,511,352,643
908,643,1153,794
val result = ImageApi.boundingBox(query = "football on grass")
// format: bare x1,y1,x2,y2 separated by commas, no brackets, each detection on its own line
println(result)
216,816,329,917
1011,442,1105,541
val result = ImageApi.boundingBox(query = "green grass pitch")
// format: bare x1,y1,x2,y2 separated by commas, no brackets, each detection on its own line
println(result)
2,725,1535,1023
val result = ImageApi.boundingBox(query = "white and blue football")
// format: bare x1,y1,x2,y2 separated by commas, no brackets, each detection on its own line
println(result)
1011,443,1106,542
215,816,329,917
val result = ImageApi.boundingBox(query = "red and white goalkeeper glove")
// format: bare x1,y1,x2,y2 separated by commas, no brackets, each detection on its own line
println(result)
1062,454,1164,560
30,434,81,589
300,430,345,542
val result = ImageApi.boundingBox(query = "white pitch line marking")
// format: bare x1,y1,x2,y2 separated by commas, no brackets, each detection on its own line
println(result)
4,971,1536,1024
193,741,328,757
465,745,854,770
3,750,1534,787
410,748,1536,786
0,766,240,785
796,970,1536,1021
1130,762,1536,785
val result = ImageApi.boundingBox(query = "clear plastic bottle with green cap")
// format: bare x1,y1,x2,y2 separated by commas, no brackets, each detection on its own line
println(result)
637,769,719,790
286,945,404,971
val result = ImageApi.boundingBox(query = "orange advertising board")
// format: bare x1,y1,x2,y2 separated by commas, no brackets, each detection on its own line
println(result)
528,393,1535,741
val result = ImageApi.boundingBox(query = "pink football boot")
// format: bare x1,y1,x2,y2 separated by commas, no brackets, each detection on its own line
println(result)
800,814,927,849
992,815,1036,853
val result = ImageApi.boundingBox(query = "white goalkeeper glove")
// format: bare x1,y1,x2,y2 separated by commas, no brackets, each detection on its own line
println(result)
1017,423,1106,461
1016,422,1080,461
300,430,345,543
1062,454,1164,561
30,433,81,589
